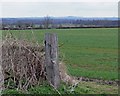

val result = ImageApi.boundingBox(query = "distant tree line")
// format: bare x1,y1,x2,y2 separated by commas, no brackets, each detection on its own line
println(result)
1,16,119,30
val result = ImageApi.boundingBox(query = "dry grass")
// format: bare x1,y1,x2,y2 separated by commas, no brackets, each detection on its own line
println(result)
2,36,45,91
59,62,81,86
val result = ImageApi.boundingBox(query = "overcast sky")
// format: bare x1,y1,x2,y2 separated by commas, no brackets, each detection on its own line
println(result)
0,1,119,18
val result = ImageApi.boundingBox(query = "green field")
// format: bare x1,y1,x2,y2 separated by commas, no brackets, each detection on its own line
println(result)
2,81,118,94
3,28,118,80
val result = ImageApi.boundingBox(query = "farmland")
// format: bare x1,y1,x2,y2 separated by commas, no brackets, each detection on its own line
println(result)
2,28,118,94
3,28,118,80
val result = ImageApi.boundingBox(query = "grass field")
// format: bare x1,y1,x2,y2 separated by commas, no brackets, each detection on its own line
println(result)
2,81,118,94
3,28,118,80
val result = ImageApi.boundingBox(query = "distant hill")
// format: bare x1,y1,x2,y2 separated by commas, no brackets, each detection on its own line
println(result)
1,16,118,24
51,16,118,21
1,16,119,29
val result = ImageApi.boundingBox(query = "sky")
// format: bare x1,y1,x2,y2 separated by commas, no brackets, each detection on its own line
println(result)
0,0,119,18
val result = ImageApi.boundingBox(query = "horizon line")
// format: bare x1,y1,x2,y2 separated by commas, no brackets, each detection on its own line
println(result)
0,16,118,18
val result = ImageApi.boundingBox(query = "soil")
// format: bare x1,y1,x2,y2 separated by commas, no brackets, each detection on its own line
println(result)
76,76,119,86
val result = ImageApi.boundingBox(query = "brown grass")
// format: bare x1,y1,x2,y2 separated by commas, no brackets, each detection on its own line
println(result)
2,38,45,91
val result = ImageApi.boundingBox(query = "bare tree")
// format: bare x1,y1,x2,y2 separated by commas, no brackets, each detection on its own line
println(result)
43,16,52,29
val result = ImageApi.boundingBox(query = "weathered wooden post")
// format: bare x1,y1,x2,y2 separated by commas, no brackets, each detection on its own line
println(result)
45,33,60,89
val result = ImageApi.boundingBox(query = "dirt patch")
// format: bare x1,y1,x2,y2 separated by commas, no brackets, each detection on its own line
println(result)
77,77,119,86
96,58,117,62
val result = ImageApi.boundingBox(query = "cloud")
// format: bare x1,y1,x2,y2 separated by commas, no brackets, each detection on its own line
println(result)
1,2,118,17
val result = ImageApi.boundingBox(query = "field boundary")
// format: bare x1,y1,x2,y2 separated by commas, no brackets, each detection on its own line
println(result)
76,76,119,86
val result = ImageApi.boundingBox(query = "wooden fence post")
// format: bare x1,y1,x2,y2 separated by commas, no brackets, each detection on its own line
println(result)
45,33,60,89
